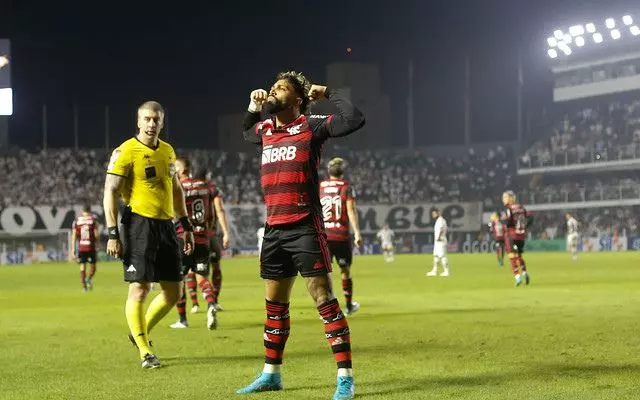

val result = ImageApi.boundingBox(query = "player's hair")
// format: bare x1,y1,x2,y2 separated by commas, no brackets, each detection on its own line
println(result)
276,71,311,114
138,101,165,115
327,157,345,177
83,204,91,213
194,167,208,180
176,156,191,173
503,190,516,199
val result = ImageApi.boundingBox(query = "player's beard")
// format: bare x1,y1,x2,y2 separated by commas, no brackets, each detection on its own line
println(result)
263,97,290,115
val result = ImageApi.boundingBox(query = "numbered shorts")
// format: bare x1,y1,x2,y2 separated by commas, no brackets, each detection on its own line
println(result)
260,217,332,280
505,238,526,254
77,251,97,264
328,240,353,268
122,212,182,283
179,241,210,276
433,241,447,258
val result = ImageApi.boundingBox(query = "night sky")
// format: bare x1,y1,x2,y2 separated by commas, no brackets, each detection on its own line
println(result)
1,0,637,149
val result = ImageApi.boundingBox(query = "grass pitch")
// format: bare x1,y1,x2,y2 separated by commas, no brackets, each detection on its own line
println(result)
1,252,640,399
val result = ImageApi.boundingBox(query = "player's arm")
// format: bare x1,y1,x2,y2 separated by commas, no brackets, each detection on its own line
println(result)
70,223,77,261
346,198,361,246
213,196,230,249
172,174,195,255
309,86,366,139
242,89,268,144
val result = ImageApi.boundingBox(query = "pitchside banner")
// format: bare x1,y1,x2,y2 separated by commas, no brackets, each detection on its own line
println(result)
0,202,481,237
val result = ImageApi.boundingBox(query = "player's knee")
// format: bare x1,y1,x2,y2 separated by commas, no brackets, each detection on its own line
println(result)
79,265,86,272
162,283,182,305
128,282,150,301
305,275,335,307
340,266,351,279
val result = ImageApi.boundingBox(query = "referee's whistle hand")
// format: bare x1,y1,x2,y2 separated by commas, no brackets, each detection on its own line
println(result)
107,239,123,259
183,232,195,255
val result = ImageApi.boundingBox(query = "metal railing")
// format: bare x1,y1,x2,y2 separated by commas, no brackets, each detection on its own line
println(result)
521,184,640,205
518,144,640,169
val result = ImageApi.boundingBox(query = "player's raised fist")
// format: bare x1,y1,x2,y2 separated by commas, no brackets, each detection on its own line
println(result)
248,89,268,112
308,85,328,101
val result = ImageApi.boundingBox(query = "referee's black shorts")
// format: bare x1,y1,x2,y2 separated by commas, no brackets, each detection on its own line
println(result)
122,211,182,283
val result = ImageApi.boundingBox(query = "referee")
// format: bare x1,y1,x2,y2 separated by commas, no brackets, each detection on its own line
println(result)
103,101,194,369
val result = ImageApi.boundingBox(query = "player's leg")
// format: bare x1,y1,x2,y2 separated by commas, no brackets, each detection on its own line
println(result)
293,232,354,400
79,261,88,291
209,237,224,310
145,221,184,336
515,242,529,285
85,252,97,290
569,235,578,261
125,281,157,365
387,244,395,262
496,241,504,267
237,230,293,394
438,243,449,276
192,251,218,329
505,238,522,286
186,270,199,312
170,280,189,328
427,255,439,276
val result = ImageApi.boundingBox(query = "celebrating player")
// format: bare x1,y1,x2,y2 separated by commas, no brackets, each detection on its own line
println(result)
376,224,395,263
489,212,506,267
184,168,230,314
501,191,533,286
565,213,579,261
320,157,363,315
236,71,364,400
426,209,449,277
170,159,221,330
103,101,194,369
70,204,99,292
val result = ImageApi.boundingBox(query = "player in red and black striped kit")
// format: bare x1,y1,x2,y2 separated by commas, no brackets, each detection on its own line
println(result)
489,212,506,267
236,71,364,400
501,191,534,286
184,169,230,314
170,157,221,330
70,204,99,292
320,157,362,315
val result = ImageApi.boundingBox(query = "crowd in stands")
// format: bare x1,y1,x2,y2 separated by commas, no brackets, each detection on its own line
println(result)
528,207,640,240
520,98,640,168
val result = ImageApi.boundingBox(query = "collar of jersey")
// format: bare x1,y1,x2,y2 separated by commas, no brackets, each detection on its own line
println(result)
135,136,159,150
272,114,306,131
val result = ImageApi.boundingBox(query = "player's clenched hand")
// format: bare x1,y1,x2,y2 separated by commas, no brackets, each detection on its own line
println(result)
107,239,123,259
222,233,230,250
248,89,268,112
308,85,328,101
0,56,8,68
354,233,362,247
183,231,195,255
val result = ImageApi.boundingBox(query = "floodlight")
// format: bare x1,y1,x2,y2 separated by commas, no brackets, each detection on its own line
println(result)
575,36,585,47
623,15,633,26
569,25,585,36
554,30,564,39
611,29,621,39
631,25,640,36
585,23,596,33
593,32,604,43
606,18,615,29
547,37,558,47
563,34,573,43
547,49,558,59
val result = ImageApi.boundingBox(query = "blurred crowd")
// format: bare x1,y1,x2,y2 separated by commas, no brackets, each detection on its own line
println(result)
520,98,640,168
528,207,640,240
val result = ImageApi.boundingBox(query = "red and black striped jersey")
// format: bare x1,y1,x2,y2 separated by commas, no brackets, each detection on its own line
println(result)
73,213,98,252
490,220,505,241
242,89,365,227
319,178,356,242
176,177,217,245
503,203,530,241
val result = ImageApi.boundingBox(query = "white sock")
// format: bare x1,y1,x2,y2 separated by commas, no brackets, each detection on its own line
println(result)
337,368,353,377
263,363,282,374
441,257,449,273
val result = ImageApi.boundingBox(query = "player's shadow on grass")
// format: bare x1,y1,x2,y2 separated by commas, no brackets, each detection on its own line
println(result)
536,363,640,377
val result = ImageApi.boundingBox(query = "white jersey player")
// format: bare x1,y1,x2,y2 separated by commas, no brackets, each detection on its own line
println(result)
376,224,395,263
565,213,579,261
427,209,450,277
257,227,265,255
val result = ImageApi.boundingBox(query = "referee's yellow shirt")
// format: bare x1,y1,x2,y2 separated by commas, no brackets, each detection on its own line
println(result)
106,137,177,220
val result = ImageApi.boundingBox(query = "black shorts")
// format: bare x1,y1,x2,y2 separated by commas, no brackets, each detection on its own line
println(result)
122,211,182,283
260,216,332,280
505,238,525,254
179,240,210,276
328,240,353,268
209,235,222,263
494,240,505,250
77,251,97,264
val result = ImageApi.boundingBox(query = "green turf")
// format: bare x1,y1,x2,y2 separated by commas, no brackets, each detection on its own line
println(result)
2,252,640,399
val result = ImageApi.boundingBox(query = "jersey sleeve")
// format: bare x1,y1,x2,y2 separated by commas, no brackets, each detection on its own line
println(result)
210,183,221,199
242,112,264,145
346,185,357,200
106,146,133,177
309,89,366,141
